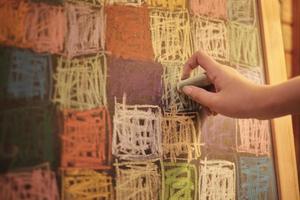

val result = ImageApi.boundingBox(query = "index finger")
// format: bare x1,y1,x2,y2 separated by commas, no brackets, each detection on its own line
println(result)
181,50,219,80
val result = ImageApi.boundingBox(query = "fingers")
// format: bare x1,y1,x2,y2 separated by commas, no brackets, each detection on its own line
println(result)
181,50,219,80
182,85,217,109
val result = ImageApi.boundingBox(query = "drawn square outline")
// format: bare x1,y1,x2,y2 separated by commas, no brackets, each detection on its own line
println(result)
228,0,257,25
62,169,113,200
64,2,105,58
52,53,107,110
61,107,112,169
199,158,236,200
229,22,261,68
112,96,162,160
238,157,277,200
161,62,201,112
162,112,201,162
150,9,193,63
191,16,229,63
235,118,271,156
24,2,66,54
163,162,197,200
0,164,59,200
114,159,162,200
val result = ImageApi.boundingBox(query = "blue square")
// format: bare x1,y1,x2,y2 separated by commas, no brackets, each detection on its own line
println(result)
7,49,51,99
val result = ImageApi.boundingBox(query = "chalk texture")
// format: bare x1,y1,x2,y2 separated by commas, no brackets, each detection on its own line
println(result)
7,49,52,100
0,164,59,200
162,112,201,162
190,0,227,19
191,16,229,62
113,97,162,160
61,107,112,169
106,5,154,61
62,169,113,200
64,3,105,58
52,54,107,110
150,9,192,63
115,160,161,200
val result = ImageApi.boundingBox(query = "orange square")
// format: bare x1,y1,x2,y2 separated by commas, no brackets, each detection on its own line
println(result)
0,0,29,46
61,107,112,169
106,5,154,61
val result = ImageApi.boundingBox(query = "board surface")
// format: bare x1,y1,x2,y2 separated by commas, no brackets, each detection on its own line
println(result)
0,0,298,199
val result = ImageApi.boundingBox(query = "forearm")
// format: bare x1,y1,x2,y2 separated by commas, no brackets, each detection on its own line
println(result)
256,77,300,119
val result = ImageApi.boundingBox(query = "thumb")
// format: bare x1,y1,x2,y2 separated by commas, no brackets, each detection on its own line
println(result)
182,86,216,108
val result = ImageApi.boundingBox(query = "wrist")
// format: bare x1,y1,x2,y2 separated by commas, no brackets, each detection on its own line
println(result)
254,84,281,119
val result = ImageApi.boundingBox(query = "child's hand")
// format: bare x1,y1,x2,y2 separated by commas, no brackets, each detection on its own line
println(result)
181,51,268,119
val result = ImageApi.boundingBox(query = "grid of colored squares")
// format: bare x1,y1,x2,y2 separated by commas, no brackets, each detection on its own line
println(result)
0,0,277,199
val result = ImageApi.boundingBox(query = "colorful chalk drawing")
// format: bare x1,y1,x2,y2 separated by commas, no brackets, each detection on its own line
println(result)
62,169,113,200
24,2,66,54
201,114,236,152
67,0,104,6
115,159,161,200
106,5,154,61
191,15,229,62
149,9,192,63
0,0,29,47
161,62,201,112
64,2,105,58
238,157,277,200
229,22,261,67
0,0,279,199
228,0,257,25
147,0,186,10
61,107,112,169
162,112,201,162
7,49,52,100
0,164,59,200
52,53,107,110
236,119,271,156
107,0,145,6
163,162,197,200
199,158,236,200
112,96,162,160
190,0,227,19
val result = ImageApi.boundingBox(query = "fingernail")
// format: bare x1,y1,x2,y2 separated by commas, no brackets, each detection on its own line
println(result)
182,86,192,95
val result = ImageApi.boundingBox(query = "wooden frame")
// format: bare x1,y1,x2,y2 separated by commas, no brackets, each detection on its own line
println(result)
292,0,300,187
259,0,300,199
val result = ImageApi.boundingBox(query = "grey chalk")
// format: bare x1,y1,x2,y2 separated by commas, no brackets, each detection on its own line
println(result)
177,74,211,92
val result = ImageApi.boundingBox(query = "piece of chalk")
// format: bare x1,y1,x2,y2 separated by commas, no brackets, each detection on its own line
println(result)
177,74,211,92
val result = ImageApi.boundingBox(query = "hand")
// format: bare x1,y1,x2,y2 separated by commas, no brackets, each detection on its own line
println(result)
181,51,268,119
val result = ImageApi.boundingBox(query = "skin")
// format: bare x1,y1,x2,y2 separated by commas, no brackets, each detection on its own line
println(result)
181,51,300,120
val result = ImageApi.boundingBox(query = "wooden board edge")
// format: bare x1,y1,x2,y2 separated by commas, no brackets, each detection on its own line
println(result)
258,0,300,199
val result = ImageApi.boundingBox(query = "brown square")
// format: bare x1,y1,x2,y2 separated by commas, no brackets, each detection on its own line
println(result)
107,56,162,111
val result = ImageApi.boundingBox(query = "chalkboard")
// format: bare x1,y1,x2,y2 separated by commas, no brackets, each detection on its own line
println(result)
0,0,298,199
